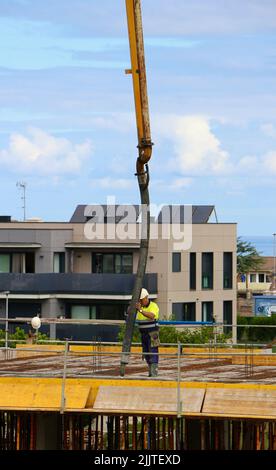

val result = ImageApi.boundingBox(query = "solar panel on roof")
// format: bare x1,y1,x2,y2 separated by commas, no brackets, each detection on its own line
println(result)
192,206,214,223
70,204,214,223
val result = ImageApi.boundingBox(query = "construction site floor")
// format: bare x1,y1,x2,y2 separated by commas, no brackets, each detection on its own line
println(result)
1,350,276,384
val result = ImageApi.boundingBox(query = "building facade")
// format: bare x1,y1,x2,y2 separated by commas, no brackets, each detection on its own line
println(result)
0,205,236,340
237,256,274,317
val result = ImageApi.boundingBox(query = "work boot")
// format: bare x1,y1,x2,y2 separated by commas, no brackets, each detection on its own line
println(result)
149,363,158,377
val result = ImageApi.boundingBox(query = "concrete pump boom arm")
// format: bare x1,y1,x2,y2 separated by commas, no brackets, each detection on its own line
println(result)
125,0,153,174
120,0,152,375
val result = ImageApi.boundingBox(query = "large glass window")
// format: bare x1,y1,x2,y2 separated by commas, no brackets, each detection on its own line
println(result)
70,303,126,320
202,252,213,289
190,253,196,290
202,302,213,322
98,304,125,320
172,302,196,321
223,301,232,335
53,252,65,273
223,252,233,289
71,305,96,319
172,252,181,272
92,253,133,274
250,274,256,283
0,254,11,273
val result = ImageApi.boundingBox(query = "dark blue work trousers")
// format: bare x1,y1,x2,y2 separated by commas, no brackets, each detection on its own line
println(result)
140,329,159,365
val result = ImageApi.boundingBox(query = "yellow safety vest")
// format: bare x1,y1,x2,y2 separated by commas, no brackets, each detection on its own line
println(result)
136,301,159,329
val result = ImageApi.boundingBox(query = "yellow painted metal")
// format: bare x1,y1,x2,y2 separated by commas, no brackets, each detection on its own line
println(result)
232,354,276,366
16,344,65,358
125,0,144,143
15,343,263,359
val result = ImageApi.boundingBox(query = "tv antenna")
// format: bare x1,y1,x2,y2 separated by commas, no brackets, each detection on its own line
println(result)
16,181,27,221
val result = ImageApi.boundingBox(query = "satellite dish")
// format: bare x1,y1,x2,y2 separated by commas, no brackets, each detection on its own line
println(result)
31,316,41,330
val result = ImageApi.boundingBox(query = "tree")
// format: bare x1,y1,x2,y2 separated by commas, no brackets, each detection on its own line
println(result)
237,237,263,274
237,237,264,291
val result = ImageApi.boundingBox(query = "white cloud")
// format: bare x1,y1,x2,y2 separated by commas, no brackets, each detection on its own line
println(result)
237,151,276,176
261,123,276,138
89,113,133,133
90,177,132,190
0,127,92,175
154,114,231,175
263,151,276,172
168,177,193,190
237,155,259,172
153,114,276,180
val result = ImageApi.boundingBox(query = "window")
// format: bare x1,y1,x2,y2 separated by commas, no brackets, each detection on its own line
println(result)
190,253,196,290
223,252,233,289
70,303,126,321
202,253,213,289
172,302,196,321
98,304,126,320
25,252,35,273
71,305,96,319
258,273,265,283
103,254,114,273
92,253,133,274
223,301,232,335
250,274,256,283
202,302,213,322
0,254,11,273
53,252,65,273
115,254,133,274
172,252,181,272
8,252,35,273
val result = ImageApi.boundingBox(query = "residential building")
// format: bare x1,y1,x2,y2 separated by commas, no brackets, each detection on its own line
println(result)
237,257,273,317
237,257,273,295
0,205,236,340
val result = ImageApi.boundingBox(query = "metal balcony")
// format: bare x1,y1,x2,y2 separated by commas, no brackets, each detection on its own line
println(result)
0,273,157,295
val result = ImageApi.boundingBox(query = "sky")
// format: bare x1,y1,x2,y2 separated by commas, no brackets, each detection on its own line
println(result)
0,0,276,236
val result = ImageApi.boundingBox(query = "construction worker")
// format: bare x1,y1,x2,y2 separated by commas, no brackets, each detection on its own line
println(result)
136,288,160,377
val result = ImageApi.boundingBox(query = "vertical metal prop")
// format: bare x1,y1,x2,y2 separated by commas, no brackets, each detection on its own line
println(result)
177,342,182,418
60,340,69,414
1,411,276,450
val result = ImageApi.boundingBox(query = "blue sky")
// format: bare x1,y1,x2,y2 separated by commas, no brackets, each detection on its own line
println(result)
0,0,276,235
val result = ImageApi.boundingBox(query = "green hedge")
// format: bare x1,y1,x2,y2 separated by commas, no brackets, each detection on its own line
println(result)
237,315,276,343
117,324,229,344
0,327,50,348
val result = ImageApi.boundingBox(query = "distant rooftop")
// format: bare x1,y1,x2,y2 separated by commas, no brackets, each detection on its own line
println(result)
70,205,215,224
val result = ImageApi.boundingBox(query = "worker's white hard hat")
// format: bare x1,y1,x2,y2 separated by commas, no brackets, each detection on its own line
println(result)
140,288,149,299
31,316,41,330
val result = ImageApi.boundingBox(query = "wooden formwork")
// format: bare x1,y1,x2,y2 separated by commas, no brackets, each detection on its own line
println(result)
1,411,276,450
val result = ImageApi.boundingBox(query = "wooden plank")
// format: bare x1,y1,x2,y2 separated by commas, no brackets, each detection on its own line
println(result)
0,383,90,409
203,388,276,417
93,386,205,413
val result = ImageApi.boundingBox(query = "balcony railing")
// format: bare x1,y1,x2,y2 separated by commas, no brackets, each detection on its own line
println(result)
0,273,157,295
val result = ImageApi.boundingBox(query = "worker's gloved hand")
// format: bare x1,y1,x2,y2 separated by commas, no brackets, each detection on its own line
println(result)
136,302,141,311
